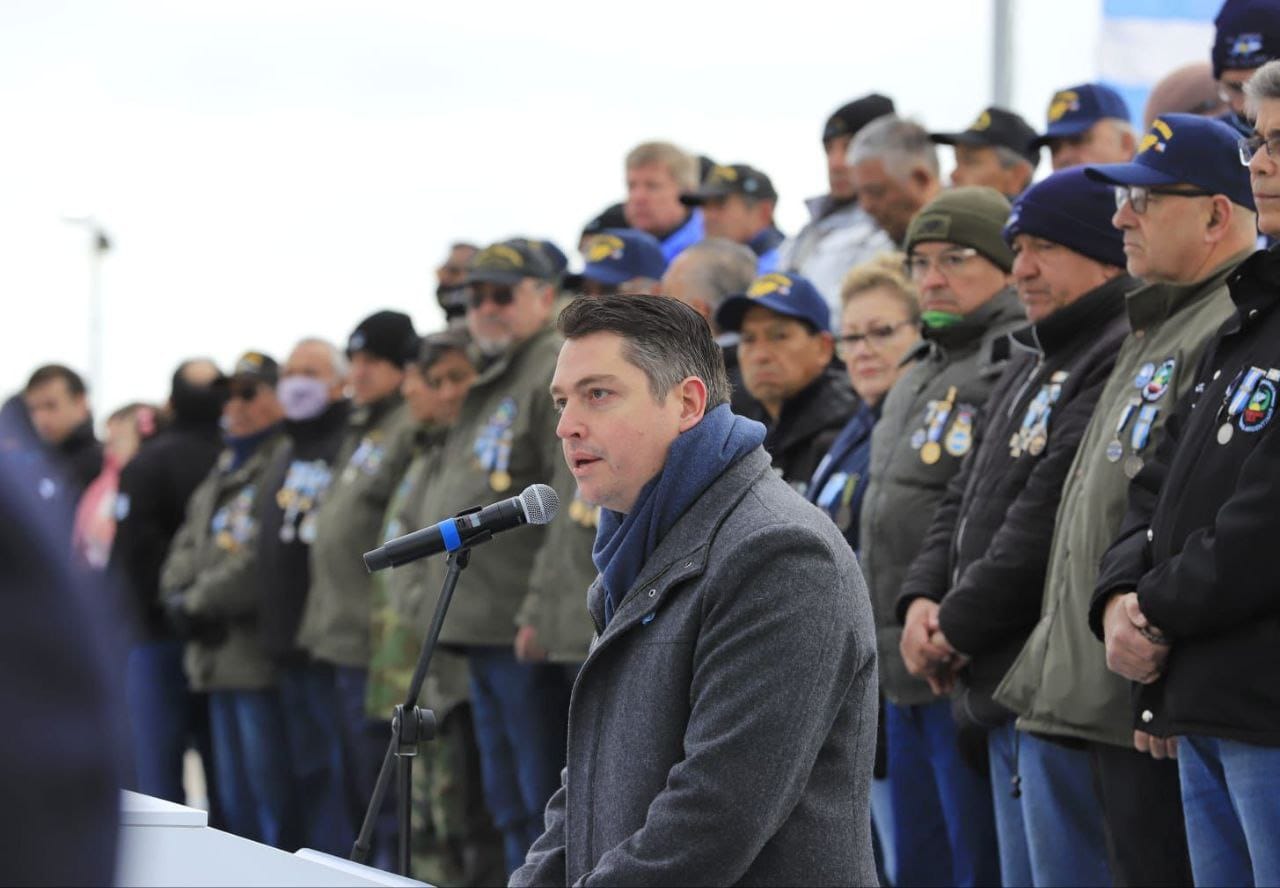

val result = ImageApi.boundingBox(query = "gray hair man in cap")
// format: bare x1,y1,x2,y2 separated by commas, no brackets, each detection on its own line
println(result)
779,94,897,319
681,164,785,274
931,106,1040,197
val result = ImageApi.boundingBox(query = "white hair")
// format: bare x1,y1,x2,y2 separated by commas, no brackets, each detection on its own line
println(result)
847,115,941,180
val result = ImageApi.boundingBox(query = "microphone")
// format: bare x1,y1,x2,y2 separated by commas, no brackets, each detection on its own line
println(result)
363,483,559,572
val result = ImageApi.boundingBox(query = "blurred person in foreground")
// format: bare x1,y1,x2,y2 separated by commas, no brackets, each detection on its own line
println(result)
780,93,897,318
849,115,943,247
513,294,877,886
1086,81,1278,886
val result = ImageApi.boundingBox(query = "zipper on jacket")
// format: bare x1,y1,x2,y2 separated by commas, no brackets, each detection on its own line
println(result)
1006,357,1045,420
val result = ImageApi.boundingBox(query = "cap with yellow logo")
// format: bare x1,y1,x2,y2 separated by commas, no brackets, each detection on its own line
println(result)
680,164,778,207
465,239,558,286
931,106,1040,166
579,229,668,286
714,272,831,333
1030,83,1131,149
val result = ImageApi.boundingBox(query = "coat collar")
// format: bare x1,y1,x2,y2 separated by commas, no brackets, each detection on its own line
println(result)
765,367,858,455
472,323,558,389
1223,244,1280,335
923,287,1023,353
586,447,773,645
1125,248,1252,332
1009,274,1133,357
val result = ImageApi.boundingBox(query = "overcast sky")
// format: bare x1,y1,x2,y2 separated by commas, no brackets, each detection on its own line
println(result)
1,0,1208,417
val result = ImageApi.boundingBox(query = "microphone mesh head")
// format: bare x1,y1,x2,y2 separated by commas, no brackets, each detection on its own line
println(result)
519,483,560,525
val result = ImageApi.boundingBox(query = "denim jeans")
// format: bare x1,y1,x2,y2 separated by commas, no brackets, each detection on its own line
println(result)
124,639,221,824
467,646,571,876
332,665,396,871
1008,730,1112,887
207,688,295,847
277,660,351,854
1179,734,1280,887
988,722,1033,887
884,699,1000,887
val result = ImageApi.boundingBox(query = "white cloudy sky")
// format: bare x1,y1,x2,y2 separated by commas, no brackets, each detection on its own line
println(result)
0,0,1207,416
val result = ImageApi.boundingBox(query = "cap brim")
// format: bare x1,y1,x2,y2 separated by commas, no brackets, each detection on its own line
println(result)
679,185,732,207
465,269,525,286
1029,119,1097,149
580,263,632,286
1083,161,1179,188
714,294,815,333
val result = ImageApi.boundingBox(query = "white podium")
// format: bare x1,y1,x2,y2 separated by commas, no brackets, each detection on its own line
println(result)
117,791,429,887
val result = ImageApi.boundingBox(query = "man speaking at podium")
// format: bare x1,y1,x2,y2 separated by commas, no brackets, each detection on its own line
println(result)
512,295,878,886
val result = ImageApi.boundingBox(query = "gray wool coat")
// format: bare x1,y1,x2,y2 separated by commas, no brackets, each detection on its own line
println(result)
510,446,879,887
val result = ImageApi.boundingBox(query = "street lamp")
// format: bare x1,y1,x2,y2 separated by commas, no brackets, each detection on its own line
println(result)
61,215,112,407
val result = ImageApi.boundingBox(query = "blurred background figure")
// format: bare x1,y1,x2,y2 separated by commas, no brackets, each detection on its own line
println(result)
572,228,668,296
72,402,157,570
849,116,943,247
435,242,479,329
931,106,1039,197
681,164,785,273
1144,62,1230,127
23,364,102,506
623,141,705,262
1212,0,1280,133
1030,83,1136,171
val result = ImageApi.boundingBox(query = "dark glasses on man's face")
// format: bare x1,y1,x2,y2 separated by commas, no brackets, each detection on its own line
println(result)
467,285,516,309
229,382,261,402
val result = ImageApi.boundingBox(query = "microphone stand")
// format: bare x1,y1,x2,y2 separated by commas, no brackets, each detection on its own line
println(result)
350,532,488,878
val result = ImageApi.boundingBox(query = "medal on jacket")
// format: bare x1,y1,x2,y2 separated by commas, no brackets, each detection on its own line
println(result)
568,490,600,528
1123,405,1159,478
1141,357,1176,402
921,386,957,465
835,472,861,530
475,397,518,491
1010,381,1059,458
944,405,975,458
1107,398,1140,463
1218,366,1271,443
343,434,384,483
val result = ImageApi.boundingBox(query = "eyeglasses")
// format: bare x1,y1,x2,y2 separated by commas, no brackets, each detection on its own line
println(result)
904,248,979,280
229,382,262,402
467,285,516,309
1113,185,1212,215
835,320,917,358
1239,133,1280,165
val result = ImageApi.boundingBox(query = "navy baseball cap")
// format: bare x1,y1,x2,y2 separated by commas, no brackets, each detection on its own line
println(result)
1031,84,1133,148
580,229,668,285
931,107,1040,166
1213,0,1280,78
715,272,830,333
1083,113,1256,210
465,239,558,285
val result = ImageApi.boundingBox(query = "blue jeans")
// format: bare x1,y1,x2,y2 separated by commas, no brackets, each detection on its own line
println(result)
1179,734,1280,887
333,665,396,871
988,722,1033,887
467,647,570,877
885,699,1000,887
208,688,295,847
124,639,221,823
1017,732,1111,887
988,726,1113,887
277,660,351,854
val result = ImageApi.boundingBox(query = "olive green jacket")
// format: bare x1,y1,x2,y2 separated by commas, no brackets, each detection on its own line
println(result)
517,441,599,664
425,325,565,647
859,289,1024,706
161,430,290,692
995,254,1245,747
365,425,472,720
297,394,416,668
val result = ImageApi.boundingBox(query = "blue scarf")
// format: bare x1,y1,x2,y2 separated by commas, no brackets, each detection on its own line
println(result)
592,404,766,626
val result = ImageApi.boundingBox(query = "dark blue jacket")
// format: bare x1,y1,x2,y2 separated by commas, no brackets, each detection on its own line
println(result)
807,402,876,553
659,210,704,263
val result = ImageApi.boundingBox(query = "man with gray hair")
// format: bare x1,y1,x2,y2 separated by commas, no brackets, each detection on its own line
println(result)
849,115,943,246
930,106,1040,197
661,237,761,416
254,336,354,854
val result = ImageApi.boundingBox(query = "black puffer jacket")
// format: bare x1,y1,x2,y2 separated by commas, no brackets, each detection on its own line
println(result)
762,365,858,495
1092,246,1280,747
898,275,1132,726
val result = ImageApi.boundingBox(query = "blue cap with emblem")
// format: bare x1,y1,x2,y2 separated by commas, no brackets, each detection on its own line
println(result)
580,229,668,286
1030,83,1132,149
714,272,830,333
1083,113,1256,210
1004,168,1128,268
1213,0,1280,78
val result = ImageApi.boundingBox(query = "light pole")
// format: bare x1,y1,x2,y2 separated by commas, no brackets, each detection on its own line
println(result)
62,216,112,406
993,0,1015,107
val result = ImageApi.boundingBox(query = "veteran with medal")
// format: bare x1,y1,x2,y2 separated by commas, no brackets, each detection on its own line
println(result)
996,112,1257,887
856,186,1023,887
1088,70,1280,887
896,169,1133,886
415,238,575,877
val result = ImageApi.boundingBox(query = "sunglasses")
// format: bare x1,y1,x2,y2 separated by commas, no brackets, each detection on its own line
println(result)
467,285,516,309
229,382,262,402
